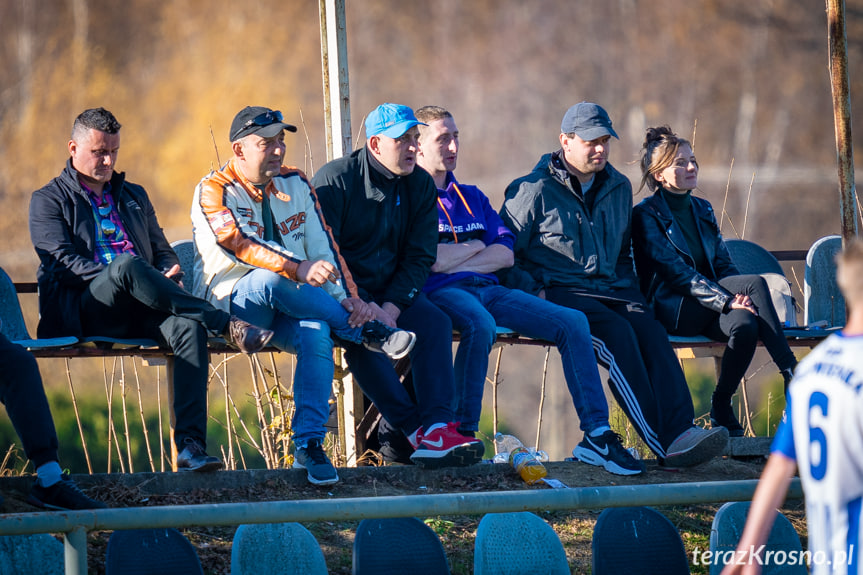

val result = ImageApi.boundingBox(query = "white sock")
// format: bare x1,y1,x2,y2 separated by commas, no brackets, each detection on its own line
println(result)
36,461,63,487
589,426,611,438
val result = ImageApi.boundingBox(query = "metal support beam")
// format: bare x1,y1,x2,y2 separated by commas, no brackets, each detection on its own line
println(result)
826,0,858,245
64,526,88,575
319,0,352,161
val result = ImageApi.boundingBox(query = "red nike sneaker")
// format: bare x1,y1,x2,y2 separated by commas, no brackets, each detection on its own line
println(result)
409,422,484,469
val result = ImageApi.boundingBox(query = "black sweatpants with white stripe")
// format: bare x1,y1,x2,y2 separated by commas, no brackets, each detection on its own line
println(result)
546,286,695,456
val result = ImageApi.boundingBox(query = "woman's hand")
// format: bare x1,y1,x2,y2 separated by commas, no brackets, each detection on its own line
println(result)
728,293,758,316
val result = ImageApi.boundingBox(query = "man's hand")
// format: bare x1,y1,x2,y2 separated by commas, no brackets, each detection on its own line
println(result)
297,259,341,287
341,297,374,328
163,264,184,289
369,302,398,328
380,302,401,325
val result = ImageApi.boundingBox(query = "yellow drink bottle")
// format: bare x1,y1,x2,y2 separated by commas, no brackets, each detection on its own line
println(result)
509,447,548,484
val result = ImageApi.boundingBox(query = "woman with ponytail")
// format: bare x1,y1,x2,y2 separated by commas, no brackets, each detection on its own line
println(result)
631,126,797,437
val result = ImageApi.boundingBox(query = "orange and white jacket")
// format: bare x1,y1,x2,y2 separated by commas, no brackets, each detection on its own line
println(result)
191,158,357,311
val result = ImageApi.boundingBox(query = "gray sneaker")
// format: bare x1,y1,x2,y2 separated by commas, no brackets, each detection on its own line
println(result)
294,438,339,486
664,426,729,468
361,321,416,360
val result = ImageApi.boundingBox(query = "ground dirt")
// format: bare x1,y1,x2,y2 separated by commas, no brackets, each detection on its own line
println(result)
0,455,806,574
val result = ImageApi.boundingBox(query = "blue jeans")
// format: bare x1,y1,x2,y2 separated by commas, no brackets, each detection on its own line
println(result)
231,269,366,447
428,277,609,433
343,292,455,434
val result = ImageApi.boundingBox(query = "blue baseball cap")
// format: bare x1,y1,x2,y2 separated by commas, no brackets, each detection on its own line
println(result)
365,103,426,139
560,102,619,140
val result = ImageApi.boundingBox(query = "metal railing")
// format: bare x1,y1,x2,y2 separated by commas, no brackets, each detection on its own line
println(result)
0,478,802,575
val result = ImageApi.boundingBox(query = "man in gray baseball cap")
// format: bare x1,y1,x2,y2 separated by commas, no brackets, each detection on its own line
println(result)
499,102,729,469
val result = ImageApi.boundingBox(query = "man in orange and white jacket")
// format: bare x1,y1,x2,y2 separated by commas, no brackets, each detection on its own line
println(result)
191,106,415,485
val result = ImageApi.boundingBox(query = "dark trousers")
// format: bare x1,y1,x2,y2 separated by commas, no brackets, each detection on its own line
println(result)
674,274,797,399
80,254,230,449
0,332,59,468
344,293,455,434
546,286,694,455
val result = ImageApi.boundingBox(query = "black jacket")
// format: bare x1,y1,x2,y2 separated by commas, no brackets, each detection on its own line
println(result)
631,190,738,332
29,160,178,337
311,147,437,310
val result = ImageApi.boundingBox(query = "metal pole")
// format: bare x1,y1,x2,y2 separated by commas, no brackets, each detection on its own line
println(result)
0,480,801,539
826,0,858,245
319,0,352,161
63,526,88,575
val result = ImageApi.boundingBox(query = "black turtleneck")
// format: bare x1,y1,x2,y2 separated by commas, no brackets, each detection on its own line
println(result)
661,188,708,275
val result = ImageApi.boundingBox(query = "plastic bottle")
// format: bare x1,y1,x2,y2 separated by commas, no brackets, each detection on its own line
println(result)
493,433,523,458
509,447,548,485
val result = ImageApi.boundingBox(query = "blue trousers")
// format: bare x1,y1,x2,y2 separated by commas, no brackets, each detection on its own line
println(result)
428,277,609,433
231,269,369,447
0,332,59,468
343,293,456,435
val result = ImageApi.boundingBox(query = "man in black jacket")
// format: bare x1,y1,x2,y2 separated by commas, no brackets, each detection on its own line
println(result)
29,107,273,472
312,103,483,469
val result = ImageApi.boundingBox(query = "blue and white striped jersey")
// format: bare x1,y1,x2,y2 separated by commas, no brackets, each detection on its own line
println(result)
773,332,863,575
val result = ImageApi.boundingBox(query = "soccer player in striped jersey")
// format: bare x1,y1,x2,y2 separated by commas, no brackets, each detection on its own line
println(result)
723,238,863,575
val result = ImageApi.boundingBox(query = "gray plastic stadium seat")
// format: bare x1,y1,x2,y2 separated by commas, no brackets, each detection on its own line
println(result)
725,239,784,276
231,522,328,575
0,533,64,574
474,511,569,575
0,266,77,349
353,517,450,575
170,239,198,297
805,235,845,328
105,528,204,575
709,501,806,574
592,506,689,575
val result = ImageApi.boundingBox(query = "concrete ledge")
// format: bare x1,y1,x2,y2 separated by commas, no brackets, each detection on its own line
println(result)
724,436,772,457
0,438,770,497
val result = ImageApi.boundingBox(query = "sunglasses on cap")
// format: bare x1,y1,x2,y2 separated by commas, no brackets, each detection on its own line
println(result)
97,203,117,236
230,110,283,141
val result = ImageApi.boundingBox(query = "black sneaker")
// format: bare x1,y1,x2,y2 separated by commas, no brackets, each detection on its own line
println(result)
361,321,417,360
27,473,107,511
294,438,339,485
710,401,745,437
572,430,644,476
176,438,224,472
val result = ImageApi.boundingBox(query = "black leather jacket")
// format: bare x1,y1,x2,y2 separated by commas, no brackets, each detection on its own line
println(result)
631,190,738,332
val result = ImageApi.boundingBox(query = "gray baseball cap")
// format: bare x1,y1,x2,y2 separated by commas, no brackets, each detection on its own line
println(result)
560,102,619,140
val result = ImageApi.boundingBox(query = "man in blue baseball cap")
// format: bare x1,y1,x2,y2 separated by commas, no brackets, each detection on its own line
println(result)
311,103,484,469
